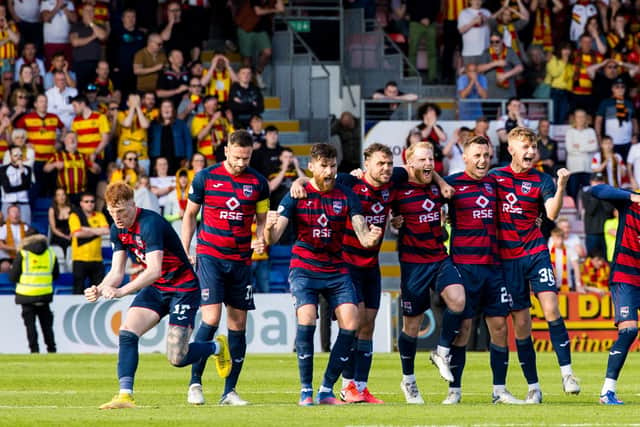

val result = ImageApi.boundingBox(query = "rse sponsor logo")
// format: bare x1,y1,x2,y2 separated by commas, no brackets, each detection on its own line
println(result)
419,211,440,223
502,193,523,214
220,210,243,220
312,228,332,238
365,214,387,225
472,209,493,219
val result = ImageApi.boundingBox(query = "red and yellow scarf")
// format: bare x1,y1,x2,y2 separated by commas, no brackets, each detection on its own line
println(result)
5,221,25,258
532,8,552,52
580,258,610,289
550,244,570,292
497,23,521,58
490,45,509,89
615,95,629,126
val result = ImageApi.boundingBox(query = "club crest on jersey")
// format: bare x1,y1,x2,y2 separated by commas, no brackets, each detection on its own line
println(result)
333,201,343,214
620,306,630,317
381,189,390,201
521,182,532,194
431,185,439,196
134,235,143,247
484,183,493,193
243,185,253,197
201,289,210,301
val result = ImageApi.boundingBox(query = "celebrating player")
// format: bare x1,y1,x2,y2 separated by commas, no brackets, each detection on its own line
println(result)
591,184,640,405
264,143,383,406
181,130,269,405
392,141,466,404
84,182,231,410
490,127,579,403
443,136,519,404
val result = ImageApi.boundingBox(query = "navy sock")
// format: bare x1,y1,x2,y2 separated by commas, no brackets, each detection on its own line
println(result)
490,343,509,386
548,318,571,367
398,332,417,375
117,330,139,392
322,328,356,389
341,339,357,381
174,341,217,367
190,322,218,386
296,324,315,389
605,328,638,380
354,339,373,383
449,345,466,388
516,336,538,385
439,309,464,348
223,329,246,396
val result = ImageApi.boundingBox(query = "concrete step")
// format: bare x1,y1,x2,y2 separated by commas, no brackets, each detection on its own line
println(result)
263,120,300,132
278,131,307,145
264,96,281,110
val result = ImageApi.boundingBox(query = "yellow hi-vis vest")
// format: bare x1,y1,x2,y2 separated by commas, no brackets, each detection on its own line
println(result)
15,248,54,296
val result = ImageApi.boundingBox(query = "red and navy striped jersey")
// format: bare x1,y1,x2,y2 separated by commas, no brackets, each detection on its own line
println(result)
111,208,197,292
393,181,447,263
337,173,395,268
445,172,499,265
591,185,640,288
278,182,362,274
188,163,269,265
490,166,555,260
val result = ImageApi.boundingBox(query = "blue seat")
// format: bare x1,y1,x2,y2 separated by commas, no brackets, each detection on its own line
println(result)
102,246,113,260
270,245,292,260
35,197,52,212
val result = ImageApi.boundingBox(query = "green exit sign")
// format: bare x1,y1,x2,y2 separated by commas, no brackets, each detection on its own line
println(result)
290,20,310,32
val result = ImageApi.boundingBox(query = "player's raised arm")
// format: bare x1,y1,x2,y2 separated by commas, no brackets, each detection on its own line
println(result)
351,214,383,248
544,168,570,221
431,170,455,199
591,183,640,203
264,209,289,245
84,249,127,302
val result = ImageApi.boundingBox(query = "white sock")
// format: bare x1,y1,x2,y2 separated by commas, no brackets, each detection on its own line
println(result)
436,345,450,358
601,378,617,396
493,385,506,395
449,387,461,393
402,374,416,383
319,385,332,394
355,381,366,392
189,383,201,389
528,382,541,392
342,378,353,389
119,389,133,395
560,364,573,377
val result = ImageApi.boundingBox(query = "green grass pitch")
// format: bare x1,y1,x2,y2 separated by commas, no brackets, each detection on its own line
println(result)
1,351,638,426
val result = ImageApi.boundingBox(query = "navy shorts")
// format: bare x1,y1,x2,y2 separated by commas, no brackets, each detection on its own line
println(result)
502,251,556,311
197,255,255,311
611,283,640,325
400,257,462,317
131,284,200,328
289,267,357,312
347,264,382,310
457,263,511,318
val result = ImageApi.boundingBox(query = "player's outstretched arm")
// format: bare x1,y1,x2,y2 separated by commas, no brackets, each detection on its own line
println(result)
591,183,639,203
352,214,383,248
102,250,164,299
84,250,127,302
545,168,570,220
432,171,455,199
181,200,200,262
264,210,289,245
290,176,309,199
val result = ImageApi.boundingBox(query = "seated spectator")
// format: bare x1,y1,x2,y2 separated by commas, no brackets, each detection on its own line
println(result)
627,141,640,190
68,191,109,294
163,168,189,235
549,227,581,293
591,136,627,188
45,69,77,128
133,175,160,214
471,116,492,156
69,4,107,91
0,103,12,158
0,204,31,272
496,97,529,165
10,64,43,107
580,172,614,257
556,215,587,259
43,52,76,90
545,42,574,124
457,63,488,120
177,77,205,130
156,49,190,108
536,118,558,175
191,95,233,163
117,93,150,174
150,156,175,214
110,151,140,187
141,91,159,121
592,59,637,112
489,0,529,63
579,250,610,295
229,66,264,128
133,33,167,93
603,208,618,262
477,31,523,99
201,54,238,105
70,93,110,162
9,87,29,124
416,102,447,174
0,7,20,96
565,108,598,202
370,80,418,120
111,8,144,96
3,129,35,168
14,43,45,84
0,146,32,223
149,99,192,173
40,0,76,67
247,114,265,150
48,187,71,271
251,124,281,175
443,126,471,176
330,111,360,172
583,15,607,55
93,60,115,105
594,78,638,160
457,0,491,65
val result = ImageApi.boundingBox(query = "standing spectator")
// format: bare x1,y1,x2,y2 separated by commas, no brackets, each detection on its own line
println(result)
68,191,109,294
163,168,189,235
111,8,144,97
606,13,634,61
48,187,72,270
192,95,233,163
441,0,464,83
9,233,58,353
70,93,110,165
161,1,197,63
548,227,582,293
591,136,627,188
536,118,558,175
156,49,189,108
580,172,613,257
0,145,32,223
569,0,599,43
496,97,529,165
406,1,438,83
529,0,563,54
14,43,46,84
40,0,77,67
45,69,77,128
229,66,264,128
69,4,106,91
7,0,41,52
201,54,237,105
0,205,31,271
489,0,529,63
457,0,491,65
177,77,205,130
457,62,488,120
571,34,603,116
149,99,193,173
235,0,284,88
10,63,43,106
150,156,175,214
477,32,523,99
330,111,360,172
370,80,418,119
442,126,470,175
0,6,21,98
565,108,599,202
141,91,159,121
133,33,166,93
43,52,76,90
584,16,607,55
251,125,282,178
626,140,640,189
117,93,150,174
0,102,12,159
594,78,638,160
43,132,100,205
93,60,114,104
416,102,447,175
545,42,574,124
8,87,28,125
592,59,638,110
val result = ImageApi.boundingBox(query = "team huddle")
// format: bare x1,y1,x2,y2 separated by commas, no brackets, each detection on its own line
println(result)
84,127,638,408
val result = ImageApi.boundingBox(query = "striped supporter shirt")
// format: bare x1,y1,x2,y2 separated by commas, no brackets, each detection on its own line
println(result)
15,112,64,162
47,151,93,195
71,111,110,158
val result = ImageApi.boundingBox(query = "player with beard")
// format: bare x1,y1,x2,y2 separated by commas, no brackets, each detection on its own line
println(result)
490,127,578,403
264,143,383,406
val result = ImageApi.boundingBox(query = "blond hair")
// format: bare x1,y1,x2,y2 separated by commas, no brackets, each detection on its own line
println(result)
405,141,433,161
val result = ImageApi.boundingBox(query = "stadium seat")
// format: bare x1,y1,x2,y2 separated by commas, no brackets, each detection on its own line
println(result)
102,246,114,261
54,273,74,294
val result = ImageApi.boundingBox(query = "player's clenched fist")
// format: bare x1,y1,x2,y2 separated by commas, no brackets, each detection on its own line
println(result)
556,168,570,187
252,237,266,255
84,285,101,303
365,224,383,248
265,210,279,229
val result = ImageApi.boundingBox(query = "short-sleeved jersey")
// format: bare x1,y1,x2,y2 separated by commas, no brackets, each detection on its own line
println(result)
491,166,555,260
188,163,269,264
111,208,197,292
591,185,640,288
116,111,149,160
191,114,233,162
278,182,362,274
69,211,108,262
393,180,447,263
47,151,93,194
15,112,64,162
0,22,18,60
337,173,395,268
71,112,110,158
445,172,499,265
